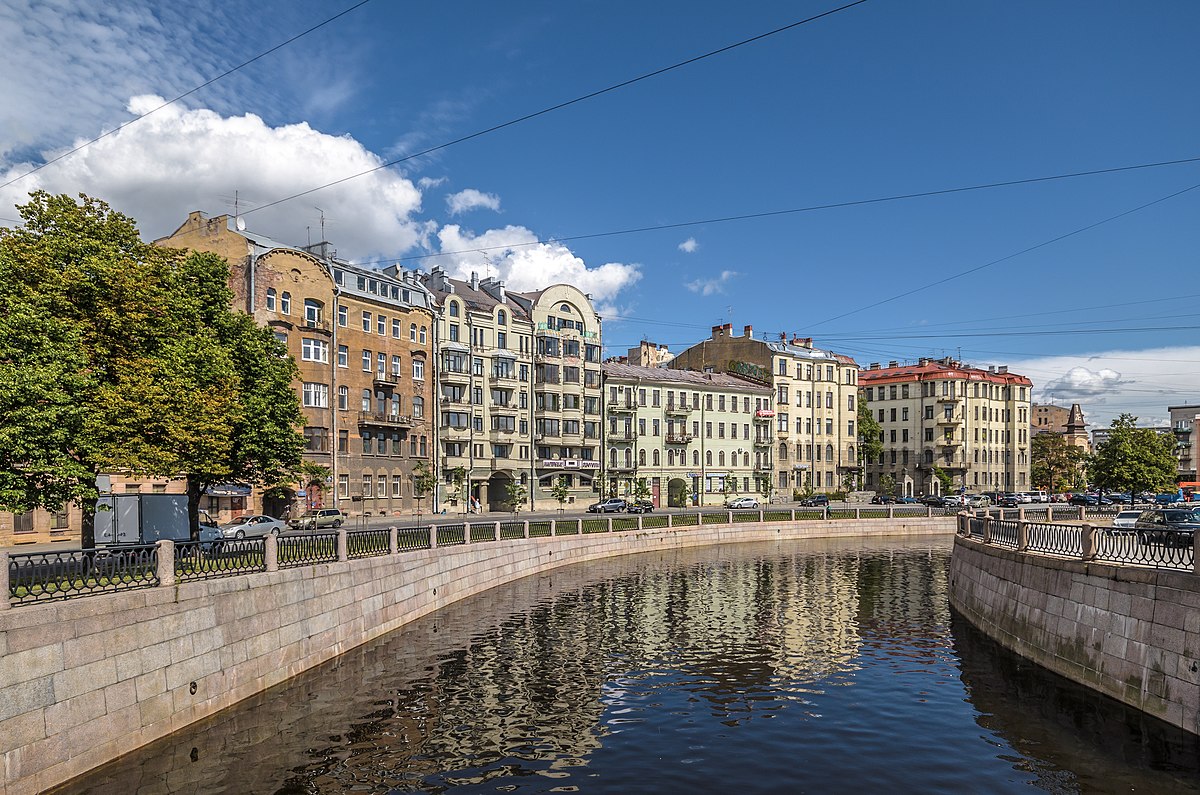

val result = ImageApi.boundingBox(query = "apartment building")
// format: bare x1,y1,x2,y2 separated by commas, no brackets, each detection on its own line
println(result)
858,357,1033,497
159,212,436,519
1168,403,1200,484
601,362,773,507
669,324,860,496
1031,403,1071,435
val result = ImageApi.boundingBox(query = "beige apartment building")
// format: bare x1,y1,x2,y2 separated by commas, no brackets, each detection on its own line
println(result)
669,324,860,497
422,271,604,511
1169,403,1200,484
858,358,1033,497
160,212,437,520
601,362,773,507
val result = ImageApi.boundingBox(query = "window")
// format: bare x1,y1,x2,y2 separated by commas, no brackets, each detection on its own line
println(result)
420,326,427,343
303,427,329,452
266,288,277,311
301,338,328,363
304,299,322,326
362,389,372,412
413,396,424,418
449,323,459,342
337,345,348,367
338,385,348,410
362,350,372,371
302,382,328,408
362,311,371,332
338,305,348,326
449,301,459,318
413,359,425,380
280,291,291,314
497,309,507,325
377,315,386,335
409,323,417,341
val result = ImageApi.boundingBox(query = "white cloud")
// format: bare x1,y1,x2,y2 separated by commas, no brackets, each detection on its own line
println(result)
430,224,641,304
446,188,501,216
0,96,427,259
418,176,447,189
678,237,699,253
685,270,738,296
999,345,1200,428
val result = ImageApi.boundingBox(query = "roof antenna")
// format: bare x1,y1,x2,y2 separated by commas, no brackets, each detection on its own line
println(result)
315,207,326,241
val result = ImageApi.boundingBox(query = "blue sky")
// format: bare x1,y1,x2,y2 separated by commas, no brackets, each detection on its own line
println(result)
2,0,1198,426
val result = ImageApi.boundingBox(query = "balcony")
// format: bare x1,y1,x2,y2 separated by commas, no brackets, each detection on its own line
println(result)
665,433,693,445
440,366,470,382
753,437,772,447
935,415,960,426
608,400,637,413
665,402,691,415
373,372,400,388
608,462,635,473
608,428,637,442
359,412,415,428
936,395,962,403
302,318,332,335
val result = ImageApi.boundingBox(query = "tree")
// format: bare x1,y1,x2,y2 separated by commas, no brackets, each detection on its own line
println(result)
1089,414,1176,496
446,466,468,512
858,400,883,467
297,461,331,509
879,473,896,498
413,461,436,512
633,477,652,502
504,480,528,514
1031,433,1089,493
550,475,571,511
932,465,954,494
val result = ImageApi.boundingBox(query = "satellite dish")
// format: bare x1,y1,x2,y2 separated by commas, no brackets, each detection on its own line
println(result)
235,216,246,231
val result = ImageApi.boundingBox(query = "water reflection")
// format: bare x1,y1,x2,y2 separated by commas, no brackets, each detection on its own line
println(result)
54,537,1200,795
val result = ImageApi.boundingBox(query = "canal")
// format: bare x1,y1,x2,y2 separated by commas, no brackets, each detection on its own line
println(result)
56,536,1200,794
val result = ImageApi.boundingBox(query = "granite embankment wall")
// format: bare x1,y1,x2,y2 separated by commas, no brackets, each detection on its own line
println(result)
949,533,1200,737
1,516,952,795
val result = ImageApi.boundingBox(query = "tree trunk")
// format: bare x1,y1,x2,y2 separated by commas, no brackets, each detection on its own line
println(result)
79,472,100,549
186,474,204,541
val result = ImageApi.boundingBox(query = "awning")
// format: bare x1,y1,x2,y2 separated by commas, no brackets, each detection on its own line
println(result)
205,483,251,497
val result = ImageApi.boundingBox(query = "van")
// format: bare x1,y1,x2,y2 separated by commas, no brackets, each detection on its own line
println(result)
1028,490,1049,503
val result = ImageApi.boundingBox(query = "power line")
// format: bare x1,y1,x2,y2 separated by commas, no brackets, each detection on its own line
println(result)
0,0,375,191
808,180,1200,328
242,0,872,216
355,154,1200,268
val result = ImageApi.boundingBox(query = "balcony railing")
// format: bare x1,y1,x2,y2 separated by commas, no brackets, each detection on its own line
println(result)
665,402,691,415
358,412,415,428
665,433,693,445
608,400,636,412
608,429,637,441
372,372,399,387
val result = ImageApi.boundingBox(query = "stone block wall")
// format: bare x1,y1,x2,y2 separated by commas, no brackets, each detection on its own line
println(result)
1,517,953,795
949,535,1200,737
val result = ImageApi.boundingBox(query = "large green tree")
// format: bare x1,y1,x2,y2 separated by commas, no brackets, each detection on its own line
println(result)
1089,414,1177,496
857,399,883,466
1030,432,1089,493
0,192,305,544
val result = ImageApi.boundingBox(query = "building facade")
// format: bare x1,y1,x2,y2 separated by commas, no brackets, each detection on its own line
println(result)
601,362,773,507
1031,403,1070,435
1168,404,1200,484
669,324,860,497
858,358,1033,496
160,212,437,519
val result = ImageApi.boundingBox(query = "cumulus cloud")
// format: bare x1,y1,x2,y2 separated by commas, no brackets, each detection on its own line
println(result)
685,270,738,296
446,188,501,216
0,96,427,258
418,176,447,189
1000,346,1200,428
678,237,699,253
429,224,641,305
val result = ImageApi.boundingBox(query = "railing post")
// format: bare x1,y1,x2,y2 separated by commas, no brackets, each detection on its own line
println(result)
887,505,894,519
156,540,176,587
1081,523,1097,561
430,525,438,548
927,505,933,517
790,509,796,521
1017,520,1030,552
758,509,764,523
982,516,993,544
667,513,674,528
727,510,733,524
523,520,530,538
494,521,501,541
855,507,861,520
1018,507,1025,521
265,533,278,572
607,516,614,532
0,549,10,610
336,528,348,562
637,515,643,530
389,526,398,554
1194,530,1200,575
1078,505,1086,521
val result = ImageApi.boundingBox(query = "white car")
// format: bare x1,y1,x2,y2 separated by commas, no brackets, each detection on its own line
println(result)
726,497,760,509
220,514,288,539
1111,510,1143,531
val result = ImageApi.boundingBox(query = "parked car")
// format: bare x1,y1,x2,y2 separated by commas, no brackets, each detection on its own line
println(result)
1154,493,1184,505
798,494,829,507
1111,510,1143,530
726,497,760,509
871,494,896,505
997,495,1020,508
920,495,947,507
965,495,990,508
626,500,655,514
587,498,627,513
1015,493,1033,504
287,508,345,530
1135,508,1200,546
1069,493,1100,506
896,496,920,504
220,514,288,539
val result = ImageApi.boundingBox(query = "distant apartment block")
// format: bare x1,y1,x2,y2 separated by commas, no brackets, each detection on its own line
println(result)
1169,404,1200,484
859,358,1032,497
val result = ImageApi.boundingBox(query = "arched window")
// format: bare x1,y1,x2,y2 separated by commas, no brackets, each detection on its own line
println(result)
624,449,633,468
610,448,618,467
653,450,660,466
280,291,291,314
743,452,750,466
826,444,834,461
266,288,277,311
718,451,725,466
497,309,507,326
338,385,348,410
560,303,571,312
693,450,700,466
706,450,713,466
420,326,427,344
638,449,646,466
361,389,371,412
449,301,459,318
848,444,855,461
409,323,417,341
779,442,788,460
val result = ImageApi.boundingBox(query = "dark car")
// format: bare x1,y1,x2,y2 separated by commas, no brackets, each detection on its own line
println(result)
626,500,654,514
871,494,895,505
587,498,627,513
1068,493,1109,506
1135,508,1200,546
896,496,920,504
799,495,829,507
1154,493,1184,505
920,495,947,507
997,495,1020,508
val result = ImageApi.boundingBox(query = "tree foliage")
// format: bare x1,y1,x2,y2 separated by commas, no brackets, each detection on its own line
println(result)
1089,414,1176,496
857,399,883,465
1030,432,1089,492
504,479,527,513
550,475,571,509
0,192,305,544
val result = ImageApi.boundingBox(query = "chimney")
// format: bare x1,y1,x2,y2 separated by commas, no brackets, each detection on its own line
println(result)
888,360,898,368
869,362,880,370
470,271,479,291
711,324,724,337
743,324,753,338
998,366,1008,374
988,365,996,373
918,357,928,366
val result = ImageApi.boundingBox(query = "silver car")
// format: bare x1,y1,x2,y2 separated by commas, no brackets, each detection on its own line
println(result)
220,514,288,539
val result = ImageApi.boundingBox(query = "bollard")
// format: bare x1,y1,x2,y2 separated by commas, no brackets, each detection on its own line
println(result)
336,528,348,562
430,524,438,548
156,540,176,587
1081,523,1097,561
265,533,278,572
1018,520,1029,552
982,516,993,544
887,505,894,519
0,549,10,610
727,511,733,524
637,515,643,530
389,525,398,554
1018,507,1025,522
667,513,674,528
494,521,501,541
1078,505,1086,521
